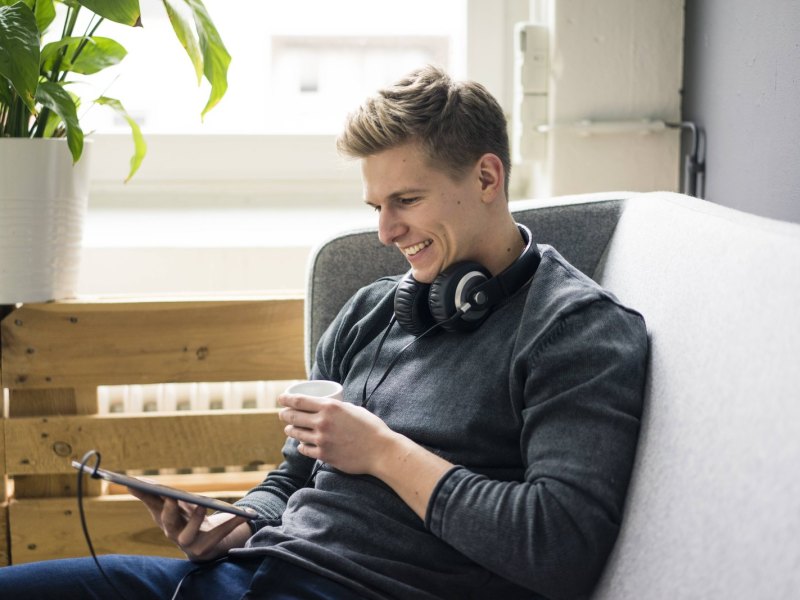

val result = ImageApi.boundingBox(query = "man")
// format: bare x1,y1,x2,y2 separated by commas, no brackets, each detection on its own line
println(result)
0,65,647,599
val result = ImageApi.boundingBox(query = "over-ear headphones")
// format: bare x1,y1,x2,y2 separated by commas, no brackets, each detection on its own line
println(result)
393,223,540,335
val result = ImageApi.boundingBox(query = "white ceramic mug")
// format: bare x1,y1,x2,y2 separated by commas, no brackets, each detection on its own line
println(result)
284,380,343,400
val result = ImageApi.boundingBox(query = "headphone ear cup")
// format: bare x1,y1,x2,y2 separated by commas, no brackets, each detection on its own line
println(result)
429,262,491,333
394,273,436,336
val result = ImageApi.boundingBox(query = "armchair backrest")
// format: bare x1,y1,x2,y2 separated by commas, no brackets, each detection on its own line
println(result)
588,191,800,599
304,192,626,371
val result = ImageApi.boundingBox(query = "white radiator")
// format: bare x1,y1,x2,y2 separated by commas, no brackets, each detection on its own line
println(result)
96,380,300,475
97,380,298,414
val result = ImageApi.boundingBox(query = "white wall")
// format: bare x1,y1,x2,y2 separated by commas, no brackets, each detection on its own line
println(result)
514,0,684,197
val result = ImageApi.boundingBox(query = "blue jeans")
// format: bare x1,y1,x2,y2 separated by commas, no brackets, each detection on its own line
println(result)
0,554,369,599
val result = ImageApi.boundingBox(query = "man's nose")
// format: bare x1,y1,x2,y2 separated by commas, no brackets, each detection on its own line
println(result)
377,208,403,246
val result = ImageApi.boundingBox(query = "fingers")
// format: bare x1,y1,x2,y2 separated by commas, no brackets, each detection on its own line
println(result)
295,440,320,460
277,393,330,414
279,402,315,438
127,487,167,525
161,498,189,540
203,514,246,541
279,407,311,428
283,422,318,445
128,491,192,543
176,504,206,548
279,397,351,459
181,512,247,562
129,487,248,561
279,394,343,431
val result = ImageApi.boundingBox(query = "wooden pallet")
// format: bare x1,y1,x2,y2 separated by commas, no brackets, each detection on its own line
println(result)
0,296,305,565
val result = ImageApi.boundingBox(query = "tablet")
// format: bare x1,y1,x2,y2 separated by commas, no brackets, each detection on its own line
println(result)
71,461,257,519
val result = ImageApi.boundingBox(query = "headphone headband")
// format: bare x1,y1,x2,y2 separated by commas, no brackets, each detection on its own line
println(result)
466,223,539,310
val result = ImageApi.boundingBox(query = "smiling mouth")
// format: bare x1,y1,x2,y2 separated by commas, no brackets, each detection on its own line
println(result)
402,239,432,257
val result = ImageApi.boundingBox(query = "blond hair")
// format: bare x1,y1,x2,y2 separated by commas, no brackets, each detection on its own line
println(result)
336,65,511,194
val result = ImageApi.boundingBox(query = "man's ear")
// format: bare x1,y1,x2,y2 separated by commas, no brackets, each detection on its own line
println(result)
477,153,504,203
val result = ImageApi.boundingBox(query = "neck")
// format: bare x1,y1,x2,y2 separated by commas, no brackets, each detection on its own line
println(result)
484,218,527,276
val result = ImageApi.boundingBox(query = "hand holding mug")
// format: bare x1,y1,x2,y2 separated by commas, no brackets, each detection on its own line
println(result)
278,380,392,475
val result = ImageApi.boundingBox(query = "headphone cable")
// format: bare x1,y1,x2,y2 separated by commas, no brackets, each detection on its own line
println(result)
169,555,231,600
77,450,235,600
361,303,471,409
76,450,132,600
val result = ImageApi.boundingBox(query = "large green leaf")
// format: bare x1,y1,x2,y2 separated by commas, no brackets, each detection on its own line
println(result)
41,98,63,136
33,0,55,33
95,96,146,181
41,86,80,136
41,36,127,75
0,0,54,31
161,0,202,84
183,0,230,117
0,0,31,10
0,76,12,105
0,2,39,111
35,80,83,162
75,0,141,27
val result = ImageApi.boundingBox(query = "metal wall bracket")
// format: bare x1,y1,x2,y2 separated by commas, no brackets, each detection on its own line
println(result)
667,121,706,198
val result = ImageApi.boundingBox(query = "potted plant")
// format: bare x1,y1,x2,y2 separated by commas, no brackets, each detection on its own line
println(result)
0,0,230,303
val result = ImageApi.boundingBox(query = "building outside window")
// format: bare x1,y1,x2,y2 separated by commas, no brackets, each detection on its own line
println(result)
71,0,467,135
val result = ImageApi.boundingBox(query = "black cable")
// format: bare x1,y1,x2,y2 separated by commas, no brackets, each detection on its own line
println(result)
170,564,204,600
360,316,400,410
360,315,445,410
76,450,132,600
169,555,230,600
77,450,230,599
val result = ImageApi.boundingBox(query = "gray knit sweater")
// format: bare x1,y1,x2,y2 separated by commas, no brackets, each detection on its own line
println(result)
232,245,648,600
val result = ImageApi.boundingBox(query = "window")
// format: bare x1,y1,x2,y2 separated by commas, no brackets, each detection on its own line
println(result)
267,35,450,134
75,0,525,295
73,0,467,135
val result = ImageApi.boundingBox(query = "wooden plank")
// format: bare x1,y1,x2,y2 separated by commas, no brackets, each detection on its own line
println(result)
0,502,8,566
7,387,98,417
8,388,102,499
10,495,196,564
5,410,286,475
12,475,104,500
1,416,6,503
10,487,258,563
0,304,13,394
1,297,306,389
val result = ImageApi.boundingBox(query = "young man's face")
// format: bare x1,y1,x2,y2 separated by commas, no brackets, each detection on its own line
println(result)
362,142,487,284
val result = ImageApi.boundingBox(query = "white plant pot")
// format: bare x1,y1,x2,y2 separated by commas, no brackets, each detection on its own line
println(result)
0,138,91,304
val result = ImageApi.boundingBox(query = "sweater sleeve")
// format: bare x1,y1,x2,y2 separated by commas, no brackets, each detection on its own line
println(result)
424,299,648,600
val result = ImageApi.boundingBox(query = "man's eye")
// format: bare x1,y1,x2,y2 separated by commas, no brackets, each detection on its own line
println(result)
398,197,419,206
371,205,381,213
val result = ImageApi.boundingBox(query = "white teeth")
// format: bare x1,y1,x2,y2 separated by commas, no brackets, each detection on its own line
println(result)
403,240,432,257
